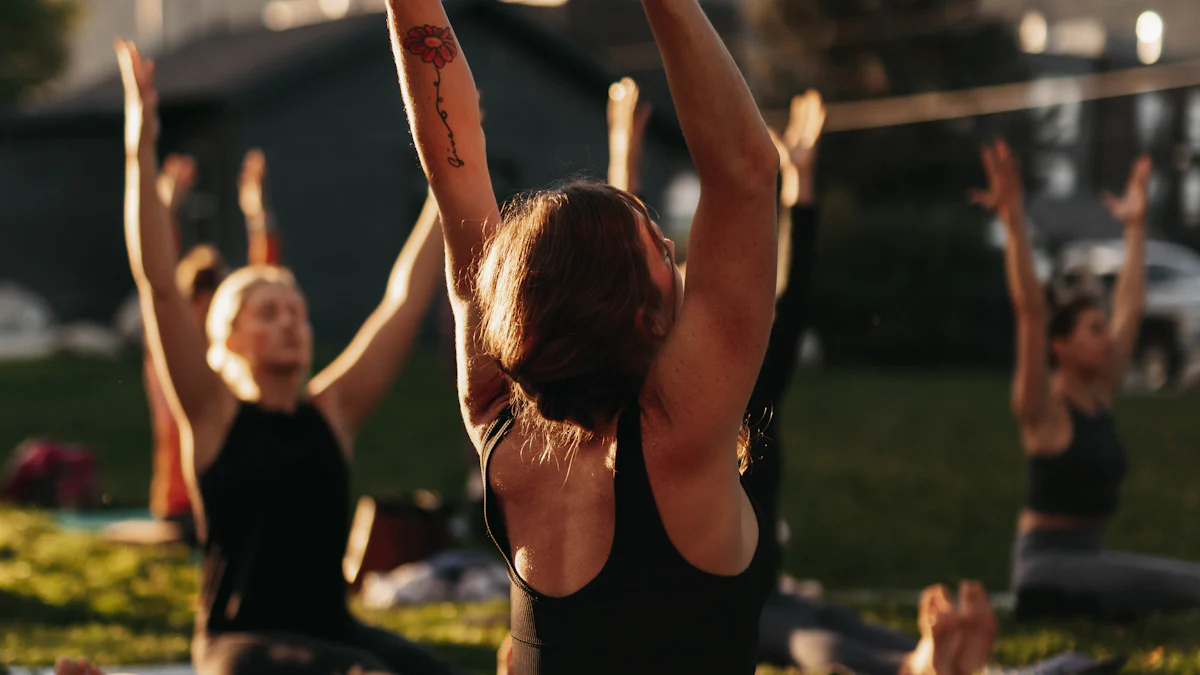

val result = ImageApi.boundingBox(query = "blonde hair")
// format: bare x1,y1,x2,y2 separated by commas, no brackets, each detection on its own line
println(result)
205,265,298,398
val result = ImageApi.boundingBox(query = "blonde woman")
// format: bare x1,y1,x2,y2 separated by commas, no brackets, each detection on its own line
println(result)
117,39,457,675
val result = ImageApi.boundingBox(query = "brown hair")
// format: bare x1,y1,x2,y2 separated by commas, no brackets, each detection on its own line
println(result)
478,180,665,450
176,244,228,301
1046,288,1103,368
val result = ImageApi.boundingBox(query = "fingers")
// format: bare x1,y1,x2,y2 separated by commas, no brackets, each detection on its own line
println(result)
242,148,267,181
608,77,641,130
1130,154,1153,188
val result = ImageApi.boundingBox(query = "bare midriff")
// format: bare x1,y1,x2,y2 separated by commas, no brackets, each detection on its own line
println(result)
1018,509,1109,534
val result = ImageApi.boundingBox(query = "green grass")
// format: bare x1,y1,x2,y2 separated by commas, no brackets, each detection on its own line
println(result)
3,354,1200,671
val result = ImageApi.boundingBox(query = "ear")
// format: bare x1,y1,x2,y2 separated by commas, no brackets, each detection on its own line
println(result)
635,306,668,339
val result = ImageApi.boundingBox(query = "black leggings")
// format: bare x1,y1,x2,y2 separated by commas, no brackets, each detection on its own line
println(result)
758,590,917,675
194,622,461,675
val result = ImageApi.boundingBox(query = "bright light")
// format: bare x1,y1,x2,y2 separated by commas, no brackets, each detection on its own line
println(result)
318,0,351,19
1139,38,1164,65
1019,11,1048,54
1137,11,1164,44
263,1,295,31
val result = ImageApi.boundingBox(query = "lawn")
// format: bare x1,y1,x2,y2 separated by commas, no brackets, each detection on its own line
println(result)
2,353,1200,671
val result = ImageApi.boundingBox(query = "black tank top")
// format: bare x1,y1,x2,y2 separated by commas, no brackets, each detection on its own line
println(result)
481,404,772,674
197,402,353,638
1025,404,1128,518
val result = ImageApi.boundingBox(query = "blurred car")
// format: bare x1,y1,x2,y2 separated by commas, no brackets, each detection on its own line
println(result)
1052,238,1200,392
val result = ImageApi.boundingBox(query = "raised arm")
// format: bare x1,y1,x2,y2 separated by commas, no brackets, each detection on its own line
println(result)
239,149,282,266
1101,156,1150,402
308,192,444,444
156,153,196,249
750,90,825,409
117,39,229,427
971,140,1049,430
639,0,780,455
387,2,507,444
607,77,652,194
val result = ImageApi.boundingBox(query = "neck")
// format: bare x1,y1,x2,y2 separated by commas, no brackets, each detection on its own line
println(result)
1052,368,1098,409
248,369,306,412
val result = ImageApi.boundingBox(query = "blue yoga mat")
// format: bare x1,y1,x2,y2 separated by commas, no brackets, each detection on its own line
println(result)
53,508,154,532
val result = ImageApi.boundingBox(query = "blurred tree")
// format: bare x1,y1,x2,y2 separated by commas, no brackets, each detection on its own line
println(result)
0,0,79,107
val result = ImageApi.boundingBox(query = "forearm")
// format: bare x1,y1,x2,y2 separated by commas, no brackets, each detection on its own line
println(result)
387,0,495,288
640,0,776,187
1002,214,1045,321
385,195,444,310
125,145,179,293
1113,223,1147,325
609,131,632,192
246,213,278,266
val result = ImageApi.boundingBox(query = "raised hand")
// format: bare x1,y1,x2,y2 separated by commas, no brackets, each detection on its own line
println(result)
115,38,158,156
970,139,1024,221
1103,155,1152,228
607,77,652,193
780,89,825,173
239,148,268,221
772,89,825,207
157,154,196,217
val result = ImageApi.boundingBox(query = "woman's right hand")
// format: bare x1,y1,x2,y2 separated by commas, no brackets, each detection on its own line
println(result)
772,89,825,207
607,77,652,193
970,139,1024,222
157,154,197,218
239,149,268,221
115,38,158,157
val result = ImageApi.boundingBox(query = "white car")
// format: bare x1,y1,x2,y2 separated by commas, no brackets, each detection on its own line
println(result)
1053,238,1200,391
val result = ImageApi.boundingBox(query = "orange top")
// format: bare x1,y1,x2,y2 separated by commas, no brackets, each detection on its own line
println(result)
145,348,191,519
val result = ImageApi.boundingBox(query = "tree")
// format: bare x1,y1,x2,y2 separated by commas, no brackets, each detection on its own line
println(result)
0,0,79,107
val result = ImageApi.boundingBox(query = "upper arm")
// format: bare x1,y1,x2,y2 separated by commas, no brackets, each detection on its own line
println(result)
1012,310,1051,429
388,6,510,445
643,171,779,467
140,283,231,435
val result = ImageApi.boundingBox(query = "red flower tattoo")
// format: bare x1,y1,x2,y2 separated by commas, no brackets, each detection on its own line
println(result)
403,25,458,69
403,25,464,168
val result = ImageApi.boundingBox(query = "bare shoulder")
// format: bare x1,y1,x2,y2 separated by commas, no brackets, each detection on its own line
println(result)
1020,392,1074,458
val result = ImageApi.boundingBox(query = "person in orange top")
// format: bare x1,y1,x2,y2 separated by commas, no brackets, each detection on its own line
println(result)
146,149,280,542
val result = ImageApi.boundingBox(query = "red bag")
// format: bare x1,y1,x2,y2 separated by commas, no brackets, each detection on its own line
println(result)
2,438,99,509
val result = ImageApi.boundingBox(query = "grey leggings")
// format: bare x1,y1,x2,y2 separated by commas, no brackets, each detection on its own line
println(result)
193,622,462,675
758,590,918,675
1012,527,1200,618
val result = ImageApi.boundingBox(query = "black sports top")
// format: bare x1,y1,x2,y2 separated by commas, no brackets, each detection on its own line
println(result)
1025,404,1129,518
481,404,773,675
743,203,817,580
197,402,353,639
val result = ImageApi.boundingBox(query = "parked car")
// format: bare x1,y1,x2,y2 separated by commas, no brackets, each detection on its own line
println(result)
1052,238,1200,391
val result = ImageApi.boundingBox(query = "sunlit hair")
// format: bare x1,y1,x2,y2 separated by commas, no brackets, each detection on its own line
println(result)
176,244,227,301
477,179,750,470
1047,288,1103,368
205,265,298,398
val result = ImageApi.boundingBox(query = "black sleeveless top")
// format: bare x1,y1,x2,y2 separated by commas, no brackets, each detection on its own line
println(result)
197,402,353,638
481,405,773,675
1025,404,1129,518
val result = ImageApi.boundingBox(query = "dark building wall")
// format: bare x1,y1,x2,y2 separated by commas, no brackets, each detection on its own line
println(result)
0,132,128,323
0,11,693,334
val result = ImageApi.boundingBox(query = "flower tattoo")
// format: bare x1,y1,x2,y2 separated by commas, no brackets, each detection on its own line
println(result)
404,25,465,168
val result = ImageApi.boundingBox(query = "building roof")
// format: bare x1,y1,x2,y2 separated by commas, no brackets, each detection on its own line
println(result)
2,0,683,142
